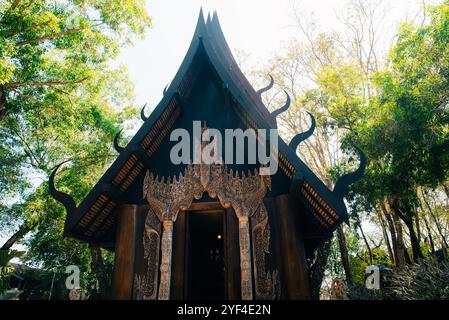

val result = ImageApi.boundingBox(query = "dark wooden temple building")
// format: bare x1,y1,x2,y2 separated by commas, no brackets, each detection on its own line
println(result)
50,10,365,300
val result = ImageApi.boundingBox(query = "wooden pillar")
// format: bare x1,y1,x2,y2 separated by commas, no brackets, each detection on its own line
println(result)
112,204,139,299
237,216,253,300
275,194,311,299
158,220,174,300
171,212,187,299
224,207,240,300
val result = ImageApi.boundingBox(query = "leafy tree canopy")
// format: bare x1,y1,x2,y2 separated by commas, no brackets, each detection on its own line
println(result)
0,0,151,297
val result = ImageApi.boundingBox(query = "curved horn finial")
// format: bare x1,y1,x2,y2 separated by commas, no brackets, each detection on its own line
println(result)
289,111,316,151
114,130,125,153
163,84,169,96
333,146,367,199
140,103,148,121
271,90,291,119
256,74,274,98
49,164,76,216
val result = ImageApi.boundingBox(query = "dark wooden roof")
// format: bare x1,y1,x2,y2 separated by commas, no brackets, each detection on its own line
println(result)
50,10,365,248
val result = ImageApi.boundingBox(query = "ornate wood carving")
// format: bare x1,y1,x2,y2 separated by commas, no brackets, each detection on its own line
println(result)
143,161,271,300
251,204,281,299
238,216,253,299
158,220,173,300
133,208,161,300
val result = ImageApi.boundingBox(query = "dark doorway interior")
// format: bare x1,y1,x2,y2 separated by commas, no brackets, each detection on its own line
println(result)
188,210,225,300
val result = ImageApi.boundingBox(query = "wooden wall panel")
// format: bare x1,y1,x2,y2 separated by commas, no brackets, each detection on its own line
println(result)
171,212,187,299
225,207,241,300
111,198,311,300
112,204,139,299
274,194,311,299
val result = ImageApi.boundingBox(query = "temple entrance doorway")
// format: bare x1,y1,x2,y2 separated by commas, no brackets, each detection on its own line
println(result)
171,200,241,300
187,209,225,300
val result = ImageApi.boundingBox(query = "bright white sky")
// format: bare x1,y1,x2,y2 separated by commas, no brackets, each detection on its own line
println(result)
118,0,424,111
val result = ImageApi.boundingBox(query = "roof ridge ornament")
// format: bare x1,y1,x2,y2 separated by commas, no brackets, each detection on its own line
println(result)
289,111,316,151
271,90,291,120
333,146,366,199
114,129,125,153
140,103,148,121
163,83,169,96
49,163,77,217
256,74,274,98
194,7,206,37
212,11,218,23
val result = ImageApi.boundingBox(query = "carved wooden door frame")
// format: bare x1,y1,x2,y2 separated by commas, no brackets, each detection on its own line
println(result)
142,163,277,300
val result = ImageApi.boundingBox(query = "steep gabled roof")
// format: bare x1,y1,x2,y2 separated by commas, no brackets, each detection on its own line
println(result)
50,10,365,247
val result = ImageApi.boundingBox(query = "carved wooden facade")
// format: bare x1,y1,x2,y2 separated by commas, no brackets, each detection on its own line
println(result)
49,10,364,300
138,160,276,300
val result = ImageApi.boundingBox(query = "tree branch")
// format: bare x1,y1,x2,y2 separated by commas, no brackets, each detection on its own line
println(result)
15,28,81,47
6,19,52,38
6,77,89,88
11,127,41,167
1,220,37,250
11,0,21,10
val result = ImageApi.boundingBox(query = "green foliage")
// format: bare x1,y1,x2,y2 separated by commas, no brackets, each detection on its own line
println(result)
0,249,24,293
0,0,150,191
0,0,150,298
350,248,391,284
23,221,103,297
315,63,367,132
251,0,449,298
326,1,449,266
353,2,449,201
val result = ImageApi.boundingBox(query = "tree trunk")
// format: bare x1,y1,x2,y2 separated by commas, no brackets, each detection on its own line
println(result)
377,209,394,264
358,222,373,265
0,84,6,120
308,239,332,300
404,218,424,262
89,247,110,299
381,201,407,269
385,201,411,268
1,222,35,250
389,198,423,262
422,191,448,249
336,225,353,285
423,216,436,256
441,182,449,200
393,212,412,265
418,200,436,257
415,214,421,243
